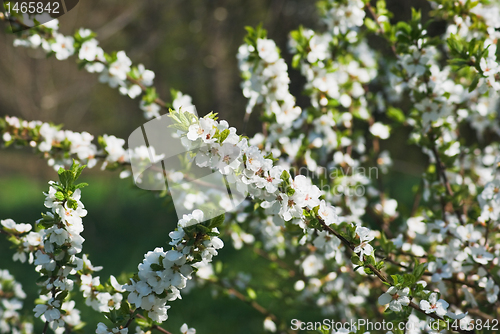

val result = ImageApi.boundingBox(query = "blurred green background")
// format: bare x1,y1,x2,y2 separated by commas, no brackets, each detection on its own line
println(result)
0,0,435,332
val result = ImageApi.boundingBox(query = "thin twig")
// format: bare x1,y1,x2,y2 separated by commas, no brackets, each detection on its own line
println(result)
253,247,295,276
365,2,398,57
468,308,495,321
208,278,280,323
410,180,423,217
318,218,475,334
42,321,49,334
428,133,466,225
135,314,173,334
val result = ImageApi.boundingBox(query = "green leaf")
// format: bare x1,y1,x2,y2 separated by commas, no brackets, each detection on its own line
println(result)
72,160,86,180
412,261,427,280
246,287,257,300
7,235,21,246
120,300,131,315
150,263,164,271
469,74,480,92
58,171,72,189
387,107,405,123
403,273,416,286
364,17,378,31
280,170,291,182
73,322,86,331
209,213,225,228
292,53,302,68
219,129,230,143
75,182,89,190
55,191,65,201
135,316,153,328
196,224,211,234
351,254,363,265
447,34,461,54
364,255,376,265
56,290,69,301
36,276,49,285
215,261,223,274
67,198,78,210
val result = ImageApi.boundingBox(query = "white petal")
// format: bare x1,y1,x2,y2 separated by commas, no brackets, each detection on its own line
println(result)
398,296,410,306
420,300,431,313
378,293,392,306
389,301,402,312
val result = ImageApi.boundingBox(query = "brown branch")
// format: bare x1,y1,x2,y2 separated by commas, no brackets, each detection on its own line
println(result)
42,321,49,334
365,3,398,57
410,180,423,217
135,314,173,334
318,219,389,283
208,278,280,323
374,249,478,289
253,247,295,277
0,13,31,30
0,14,170,113
366,205,393,239
0,229,13,237
124,311,137,330
428,133,466,226
420,273,477,289
468,308,495,321
126,74,168,109
318,219,475,334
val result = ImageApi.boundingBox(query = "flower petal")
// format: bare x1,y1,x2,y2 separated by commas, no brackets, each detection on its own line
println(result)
378,293,392,306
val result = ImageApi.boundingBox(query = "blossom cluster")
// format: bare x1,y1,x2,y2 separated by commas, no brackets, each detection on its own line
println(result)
0,115,167,179
1,212,86,333
174,107,340,227
0,269,32,334
285,3,380,176
319,0,366,36
1,163,133,333
30,166,90,331
237,34,301,128
79,270,124,315
124,209,223,323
